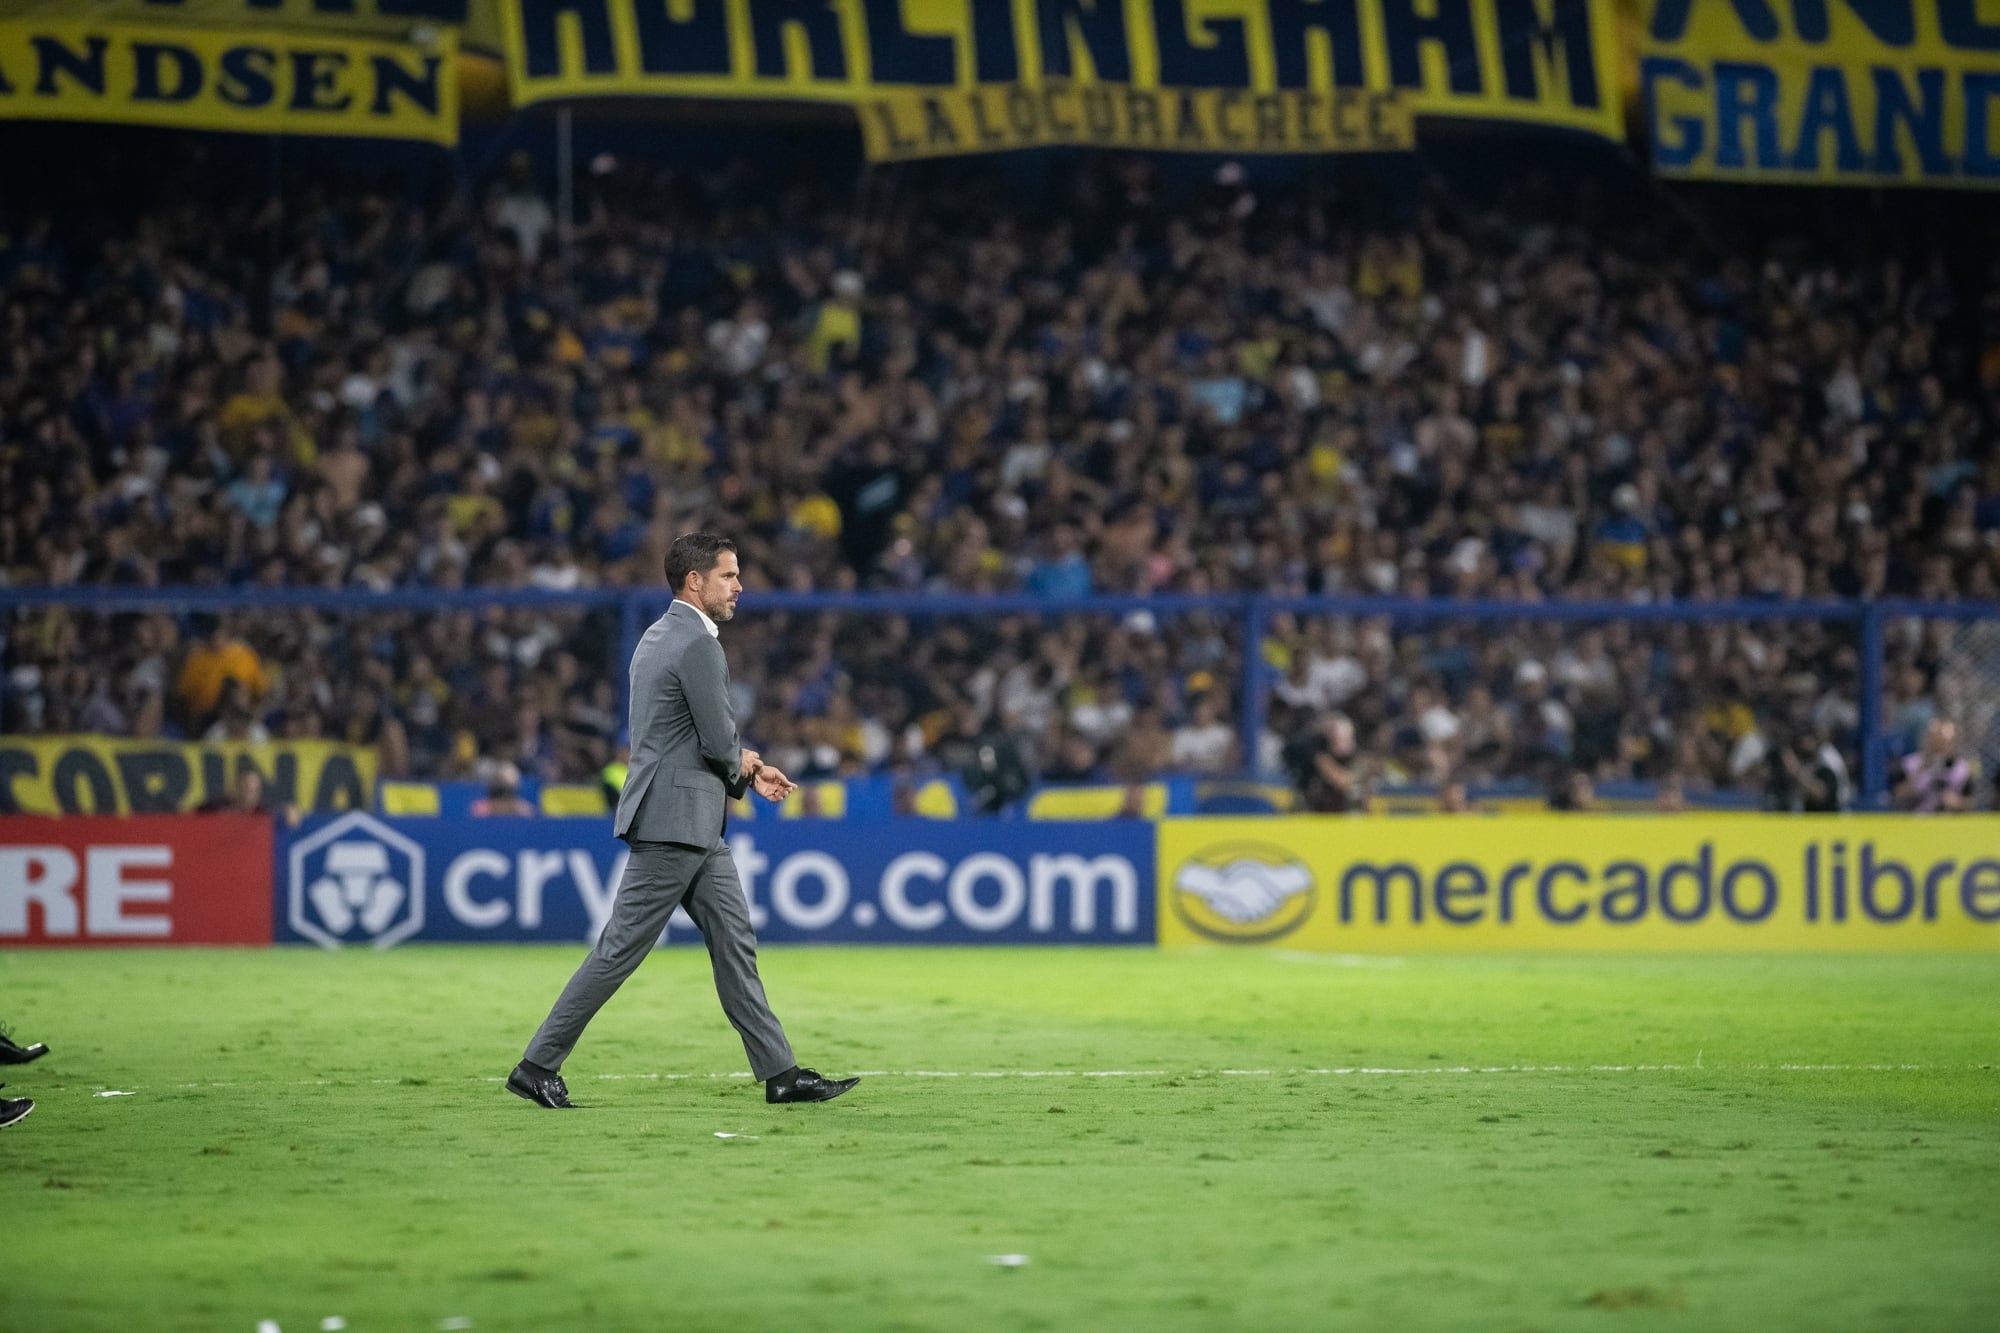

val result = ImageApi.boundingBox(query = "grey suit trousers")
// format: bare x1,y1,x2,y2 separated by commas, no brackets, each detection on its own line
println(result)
523,840,795,1080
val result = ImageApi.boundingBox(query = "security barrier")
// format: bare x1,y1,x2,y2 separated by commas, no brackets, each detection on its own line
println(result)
7,810,1997,951
10,587,1995,809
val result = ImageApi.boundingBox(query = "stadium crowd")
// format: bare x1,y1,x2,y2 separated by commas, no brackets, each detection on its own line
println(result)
2,145,1997,809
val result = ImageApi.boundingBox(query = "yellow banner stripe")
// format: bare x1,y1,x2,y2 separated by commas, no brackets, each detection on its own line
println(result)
1638,0,2000,188
503,0,1623,142
0,19,458,144
861,83,1413,159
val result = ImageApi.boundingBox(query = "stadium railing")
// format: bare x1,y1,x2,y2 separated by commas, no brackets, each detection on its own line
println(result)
2,586,1990,809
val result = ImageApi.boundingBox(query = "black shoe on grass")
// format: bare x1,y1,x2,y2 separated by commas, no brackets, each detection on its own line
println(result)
765,1067,860,1104
0,1030,47,1065
506,1062,575,1109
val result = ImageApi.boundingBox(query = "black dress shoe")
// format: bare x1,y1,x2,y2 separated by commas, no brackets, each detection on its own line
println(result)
506,1062,575,1109
0,1093,31,1130
0,1032,47,1065
765,1067,860,1104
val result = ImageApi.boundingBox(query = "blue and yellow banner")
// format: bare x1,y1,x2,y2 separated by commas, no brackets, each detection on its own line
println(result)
4,2,491,49
0,736,377,816
0,18,459,143
1158,816,2000,951
1639,0,2000,187
503,0,1622,158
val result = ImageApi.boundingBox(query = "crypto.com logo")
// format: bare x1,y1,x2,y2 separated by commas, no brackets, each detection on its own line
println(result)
288,812,425,950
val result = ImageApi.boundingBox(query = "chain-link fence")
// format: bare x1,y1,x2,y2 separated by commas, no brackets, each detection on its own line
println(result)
0,592,624,803
650,594,1251,813
1251,602,1864,813
1887,608,2000,812
2,588,1986,810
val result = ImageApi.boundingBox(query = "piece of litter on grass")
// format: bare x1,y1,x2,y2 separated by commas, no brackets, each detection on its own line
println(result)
713,1131,758,1140
985,1254,1030,1267
256,1322,281,1333
94,1090,135,1098
440,1320,473,1331
321,1319,347,1331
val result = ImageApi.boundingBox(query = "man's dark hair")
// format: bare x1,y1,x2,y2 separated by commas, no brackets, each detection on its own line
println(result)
665,532,737,593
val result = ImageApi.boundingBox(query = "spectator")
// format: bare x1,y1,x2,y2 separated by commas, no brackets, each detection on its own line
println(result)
1549,770,1597,812
173,615,267,732
2,145,1992,797
1025,525,1093,599
1283,713,1360,814
196,767,300,824
1767,727,1851,813
1170,693,1237,773
337,683,412,780
203,678,270,745
1893,719,1976,813
470,762,537,817
935,703,1034,815
1042,730,1106,784
488,153,555,262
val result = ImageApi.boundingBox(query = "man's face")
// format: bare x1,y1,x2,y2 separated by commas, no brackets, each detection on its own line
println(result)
688,551,743,622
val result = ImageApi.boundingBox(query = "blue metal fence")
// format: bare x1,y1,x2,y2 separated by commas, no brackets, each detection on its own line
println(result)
3,585,1994,806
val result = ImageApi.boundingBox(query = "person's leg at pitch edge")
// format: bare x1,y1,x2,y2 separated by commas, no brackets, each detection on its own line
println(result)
0,1023,45,1129
680,846,858,1104
507,841,700,1108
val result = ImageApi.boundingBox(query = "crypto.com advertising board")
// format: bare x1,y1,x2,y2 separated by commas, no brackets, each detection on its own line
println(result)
1157,816,2000,951
276,813,1154,949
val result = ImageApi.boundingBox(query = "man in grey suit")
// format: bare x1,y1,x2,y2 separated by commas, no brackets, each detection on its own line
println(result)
508,533,859,1110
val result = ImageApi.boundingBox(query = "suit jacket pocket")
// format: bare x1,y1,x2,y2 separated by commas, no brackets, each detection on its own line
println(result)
662,767,724,840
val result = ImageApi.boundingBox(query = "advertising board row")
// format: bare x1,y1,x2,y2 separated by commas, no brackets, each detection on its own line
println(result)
4,813,1995,950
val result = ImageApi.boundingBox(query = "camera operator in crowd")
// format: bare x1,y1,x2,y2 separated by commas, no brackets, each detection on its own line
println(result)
1766,726,1852,813
1283,712,1361,814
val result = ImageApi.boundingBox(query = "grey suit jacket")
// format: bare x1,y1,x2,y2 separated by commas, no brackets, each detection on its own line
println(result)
612,601,751,847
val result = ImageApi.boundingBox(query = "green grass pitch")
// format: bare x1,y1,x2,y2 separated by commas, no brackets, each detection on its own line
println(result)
3,946,1997,1332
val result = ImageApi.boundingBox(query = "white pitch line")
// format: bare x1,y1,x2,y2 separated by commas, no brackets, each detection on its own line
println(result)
143,1062,1986,1092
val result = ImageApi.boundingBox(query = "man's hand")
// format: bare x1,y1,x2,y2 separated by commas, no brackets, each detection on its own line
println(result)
751,765,797,803
740,748,763,779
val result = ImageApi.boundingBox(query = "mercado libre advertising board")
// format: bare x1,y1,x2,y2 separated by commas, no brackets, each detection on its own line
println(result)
1157,817,2000,951
501,0,1623,158
0,737,377,817
1639,0,2000,187
0,18,459,143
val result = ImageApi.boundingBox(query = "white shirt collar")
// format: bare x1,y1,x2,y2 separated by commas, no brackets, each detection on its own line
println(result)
673,599,720,638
